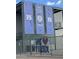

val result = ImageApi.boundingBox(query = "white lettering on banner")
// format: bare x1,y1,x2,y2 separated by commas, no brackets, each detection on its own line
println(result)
48,17,52,22
37,15,43,26
25,15,32,21
37,15,43,23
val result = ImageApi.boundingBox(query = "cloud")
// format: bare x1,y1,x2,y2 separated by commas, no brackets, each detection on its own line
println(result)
47,1,55,5
56,0,62,5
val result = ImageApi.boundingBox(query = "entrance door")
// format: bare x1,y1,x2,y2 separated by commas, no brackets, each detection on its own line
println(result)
31,39,42,53
36,38,49,53
36,38,41,53
31,39,36,53
31,38,49,54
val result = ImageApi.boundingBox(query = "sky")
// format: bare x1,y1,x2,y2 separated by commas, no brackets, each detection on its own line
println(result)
16,0,63,8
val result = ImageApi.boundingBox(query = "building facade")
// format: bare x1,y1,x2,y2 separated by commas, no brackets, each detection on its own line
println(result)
16,2,63,55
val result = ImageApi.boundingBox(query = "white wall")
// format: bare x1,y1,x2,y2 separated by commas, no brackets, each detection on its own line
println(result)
55,29,63,50
55,29,63,36
56,36,63,49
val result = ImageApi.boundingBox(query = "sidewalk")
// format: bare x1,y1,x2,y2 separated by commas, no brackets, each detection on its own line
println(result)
16,54,63,59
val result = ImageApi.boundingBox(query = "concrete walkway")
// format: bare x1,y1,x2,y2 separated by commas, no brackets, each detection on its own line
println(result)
16,56,63,59
16,54,63,59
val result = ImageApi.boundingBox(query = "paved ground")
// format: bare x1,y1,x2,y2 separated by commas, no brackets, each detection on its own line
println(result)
16,54,63,59
16,57,63,59
16,56,63,59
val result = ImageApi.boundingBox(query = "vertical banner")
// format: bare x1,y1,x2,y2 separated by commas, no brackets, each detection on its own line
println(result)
35,5,45,34
24,2,34,34
45,6,54,35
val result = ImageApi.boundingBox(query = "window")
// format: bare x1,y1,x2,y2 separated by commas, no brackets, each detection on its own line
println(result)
54,11,63,29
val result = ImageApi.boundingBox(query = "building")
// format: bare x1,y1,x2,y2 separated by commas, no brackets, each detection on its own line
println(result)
16,1,63,55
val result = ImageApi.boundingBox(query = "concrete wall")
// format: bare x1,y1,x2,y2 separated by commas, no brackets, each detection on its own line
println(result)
16,13,23,54
55,29,63,36
54,11,63,50
56,36,63,49
16,13,22,34
53,11,63,55
55,29,63,50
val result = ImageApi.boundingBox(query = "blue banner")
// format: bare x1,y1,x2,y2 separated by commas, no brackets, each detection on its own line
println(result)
35,5,45,34
24,2,34,34
45,6,54,35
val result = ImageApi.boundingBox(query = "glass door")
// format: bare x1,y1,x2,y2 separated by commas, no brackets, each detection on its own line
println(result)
36,38,42,53
31,39,36,53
